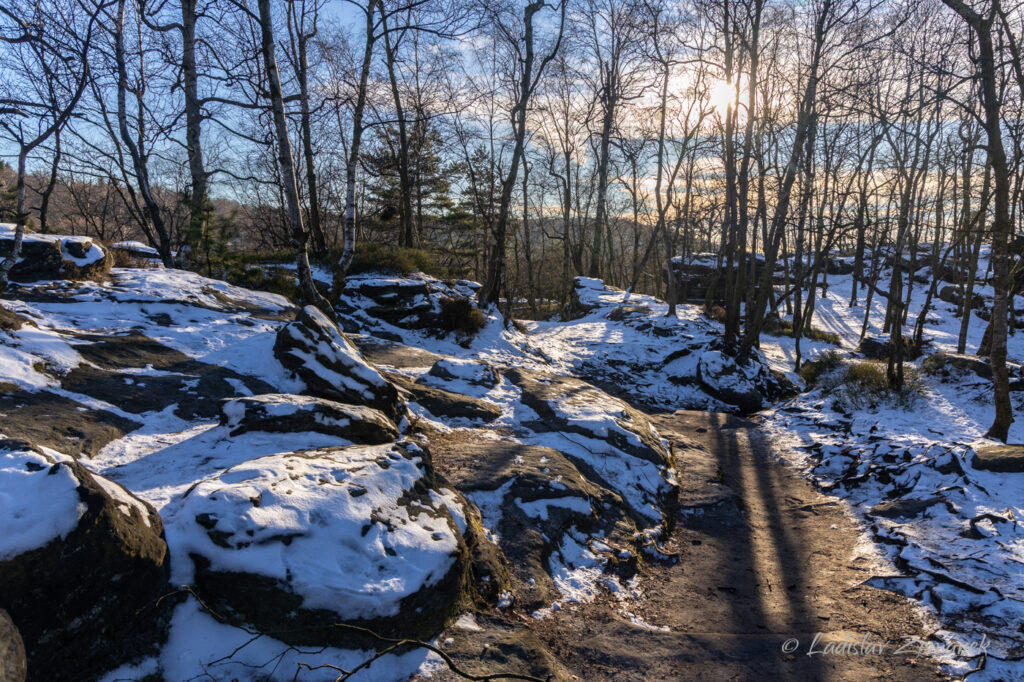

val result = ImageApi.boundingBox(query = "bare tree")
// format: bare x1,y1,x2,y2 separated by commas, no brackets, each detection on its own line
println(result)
0,0,106,286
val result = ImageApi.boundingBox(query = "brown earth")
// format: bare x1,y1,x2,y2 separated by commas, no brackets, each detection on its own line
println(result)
427,411,946,681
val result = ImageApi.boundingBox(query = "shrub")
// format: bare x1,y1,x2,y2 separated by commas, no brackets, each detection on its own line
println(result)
804,326,842,345
344,243,439,276
439,296,486,336
821,359,924,409
706,304,727,322
799,350,843,386
224,264,298,301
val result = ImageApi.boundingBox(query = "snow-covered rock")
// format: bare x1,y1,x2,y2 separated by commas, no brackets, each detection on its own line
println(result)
111,240,161,261
274,305,403,420
219,393,399,443
338,272,485,337
697,350,765,414
439,438,642,613
387,372,503,423
532,277,789,412
0,224,112,282
428,357,499,388
0,443,169,680
506,368,676,524
179,443,468,646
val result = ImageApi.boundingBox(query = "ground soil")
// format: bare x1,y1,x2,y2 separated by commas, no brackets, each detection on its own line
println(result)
431,410,948,681
530,410,946,681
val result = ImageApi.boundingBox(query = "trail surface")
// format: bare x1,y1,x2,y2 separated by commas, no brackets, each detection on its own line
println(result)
533,411,946,681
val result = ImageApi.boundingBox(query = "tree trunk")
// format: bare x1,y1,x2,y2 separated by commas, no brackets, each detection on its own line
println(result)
257,0,326,309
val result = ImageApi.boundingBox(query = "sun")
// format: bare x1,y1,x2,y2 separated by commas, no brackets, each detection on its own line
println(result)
708,80,735,116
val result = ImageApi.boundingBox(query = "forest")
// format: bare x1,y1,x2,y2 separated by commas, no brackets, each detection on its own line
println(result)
1,0,1024,679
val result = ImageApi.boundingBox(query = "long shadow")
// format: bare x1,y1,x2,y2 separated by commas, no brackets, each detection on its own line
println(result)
705,411,829,679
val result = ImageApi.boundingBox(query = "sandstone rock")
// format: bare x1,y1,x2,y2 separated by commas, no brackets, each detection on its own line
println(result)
0,609,26,682
274,305,403,421
0,389,140,458
182,443,467,648
431,438,642,613
562,277,611,321
696,350,764,413
972,445,1024,473
220,393,398,444
0,445,170,680
427,357,499,388
505,368,675,524
388,373,503,422
0,228,112,283
922,352,992,379
857,335,923,361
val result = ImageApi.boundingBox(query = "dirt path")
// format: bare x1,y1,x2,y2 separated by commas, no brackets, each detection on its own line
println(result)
533,410,946,681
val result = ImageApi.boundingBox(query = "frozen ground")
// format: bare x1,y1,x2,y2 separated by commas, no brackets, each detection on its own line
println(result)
758,259,1024,678
3,250,1023,679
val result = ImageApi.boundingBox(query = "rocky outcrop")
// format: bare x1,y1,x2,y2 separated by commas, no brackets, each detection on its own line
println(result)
696,350,765,414
922,352,993,379
857,335,924,361
972,445,1024,473
430,437,643,614
563,277,613,321
388,373,503,423
182,443,468,648
938,285,985,311
0,609,26,682
0,228,112,283
505,368,675,524
274,305,403,421
0,445,170,680
220,393,398,444
0,390,140,458
428,357,499,388
338,274,486,336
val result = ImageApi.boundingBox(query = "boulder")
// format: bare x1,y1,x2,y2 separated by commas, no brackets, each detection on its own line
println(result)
824,257,855,275
922,352,992,379
505,368,675,524
607,305,652,321
938,285,985,310
427,357,499,388
562,277,611,321
340,275,484,333
869,496,946,520
0,609,26,682
972,445,1024,473
0,228,112,283
388,373,503,423
182,443,468,648
434,439,641,613
858,335,923,361
111,241,161,261
220,394,399,444
696,350,764,413
0,445,170,680
0,305,27,332
274,305,403,421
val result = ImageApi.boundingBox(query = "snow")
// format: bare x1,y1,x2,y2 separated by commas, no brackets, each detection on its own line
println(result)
757,253,1024,672
112,241,160,257
98,597,440,682
515,495,593,521
171,443,460,619
7,243,1024,676
0,448,84,560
